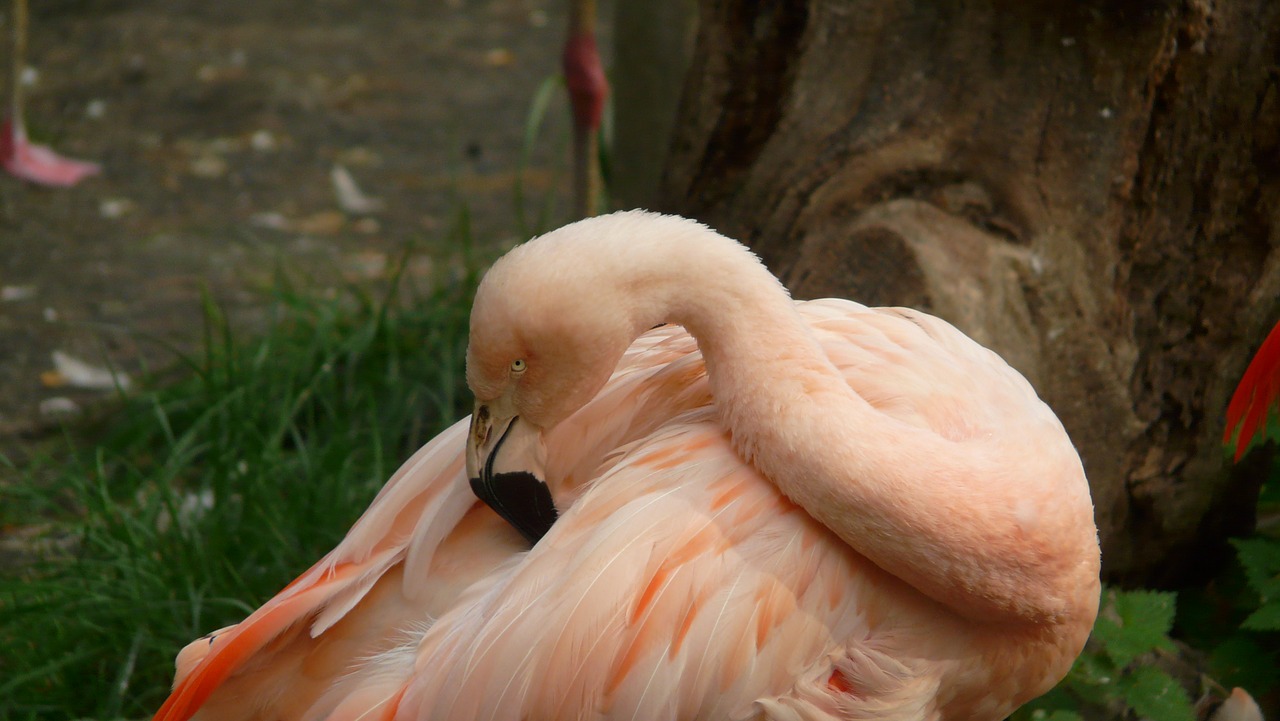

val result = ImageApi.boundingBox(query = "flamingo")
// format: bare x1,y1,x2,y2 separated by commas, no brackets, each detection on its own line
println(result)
153,211,1101,721
1,0,101,186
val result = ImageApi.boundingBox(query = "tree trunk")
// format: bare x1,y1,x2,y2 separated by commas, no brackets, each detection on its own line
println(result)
657,0,1280,586
610,0,698,209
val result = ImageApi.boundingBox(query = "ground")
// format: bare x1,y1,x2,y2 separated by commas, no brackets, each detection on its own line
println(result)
0,0,595,458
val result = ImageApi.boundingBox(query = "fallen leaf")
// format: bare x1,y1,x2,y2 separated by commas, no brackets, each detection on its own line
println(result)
50,350,132,391
331,165,384,214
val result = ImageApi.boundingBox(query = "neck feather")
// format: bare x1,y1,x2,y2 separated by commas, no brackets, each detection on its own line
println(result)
590,213,1097,629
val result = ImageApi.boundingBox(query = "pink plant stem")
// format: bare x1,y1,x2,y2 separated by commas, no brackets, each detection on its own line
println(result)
563,0,608,218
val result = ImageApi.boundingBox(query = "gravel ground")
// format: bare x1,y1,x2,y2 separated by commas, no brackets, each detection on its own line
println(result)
0,0,598,461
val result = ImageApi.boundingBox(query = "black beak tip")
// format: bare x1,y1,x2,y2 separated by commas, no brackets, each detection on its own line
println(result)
470,471,559,546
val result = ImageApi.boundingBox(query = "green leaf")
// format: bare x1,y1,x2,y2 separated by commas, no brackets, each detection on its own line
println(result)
1209,634,1280,694
1241,598,1280,631
1122,666,1195,721
1232,537,1280,600
1067,648,1117,686
1092,590,1178,666
1024,711,1086,721
1013,686,1076,717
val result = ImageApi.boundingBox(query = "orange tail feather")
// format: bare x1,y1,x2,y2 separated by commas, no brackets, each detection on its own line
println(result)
1225,320,1280,462
152,562,362,721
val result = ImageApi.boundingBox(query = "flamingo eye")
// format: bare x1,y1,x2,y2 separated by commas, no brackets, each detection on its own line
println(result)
510,359,527,373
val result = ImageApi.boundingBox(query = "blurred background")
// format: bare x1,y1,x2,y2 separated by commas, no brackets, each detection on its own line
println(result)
0,0,596,443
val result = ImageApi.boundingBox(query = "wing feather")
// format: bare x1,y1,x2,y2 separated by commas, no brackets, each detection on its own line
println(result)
153,421,486,721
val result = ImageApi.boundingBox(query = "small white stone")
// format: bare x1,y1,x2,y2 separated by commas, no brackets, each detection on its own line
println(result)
249,211,289,230
1,285,36,301
249,129,276,152
39,396,81,419
1029,253,1045,275
99,198,134,219
190,155,228,178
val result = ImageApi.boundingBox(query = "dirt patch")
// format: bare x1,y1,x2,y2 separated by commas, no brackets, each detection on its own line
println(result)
0,0,598,457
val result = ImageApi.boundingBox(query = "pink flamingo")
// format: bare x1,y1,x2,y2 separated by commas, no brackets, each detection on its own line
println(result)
1,0,100,186
154,211,1100,721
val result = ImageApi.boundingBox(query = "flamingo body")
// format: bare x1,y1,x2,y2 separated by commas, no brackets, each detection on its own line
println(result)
156,212,1099,721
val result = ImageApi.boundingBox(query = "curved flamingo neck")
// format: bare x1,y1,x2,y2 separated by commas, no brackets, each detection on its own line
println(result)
598,216,1096,628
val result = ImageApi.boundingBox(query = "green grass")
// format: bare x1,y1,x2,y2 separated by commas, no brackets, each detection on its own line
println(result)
0,225,482,720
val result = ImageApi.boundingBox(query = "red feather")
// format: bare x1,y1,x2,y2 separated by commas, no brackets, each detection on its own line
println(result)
1225,320,1280,462
562,32,608,131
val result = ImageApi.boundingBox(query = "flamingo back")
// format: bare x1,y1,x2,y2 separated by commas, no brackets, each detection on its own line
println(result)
158,300,1081,721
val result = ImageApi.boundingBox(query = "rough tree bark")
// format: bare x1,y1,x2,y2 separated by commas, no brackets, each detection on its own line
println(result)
655,0,1280,585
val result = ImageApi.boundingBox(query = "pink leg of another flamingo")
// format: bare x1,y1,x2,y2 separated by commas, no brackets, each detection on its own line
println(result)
563,0,608,218
1,0,100,187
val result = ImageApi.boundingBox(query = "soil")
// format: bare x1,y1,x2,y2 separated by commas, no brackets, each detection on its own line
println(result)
0,0,599,461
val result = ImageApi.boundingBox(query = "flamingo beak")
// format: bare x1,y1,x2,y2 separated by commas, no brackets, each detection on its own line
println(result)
466,401,557,545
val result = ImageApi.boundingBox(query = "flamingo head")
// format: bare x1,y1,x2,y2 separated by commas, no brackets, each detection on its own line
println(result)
464,216,651,543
